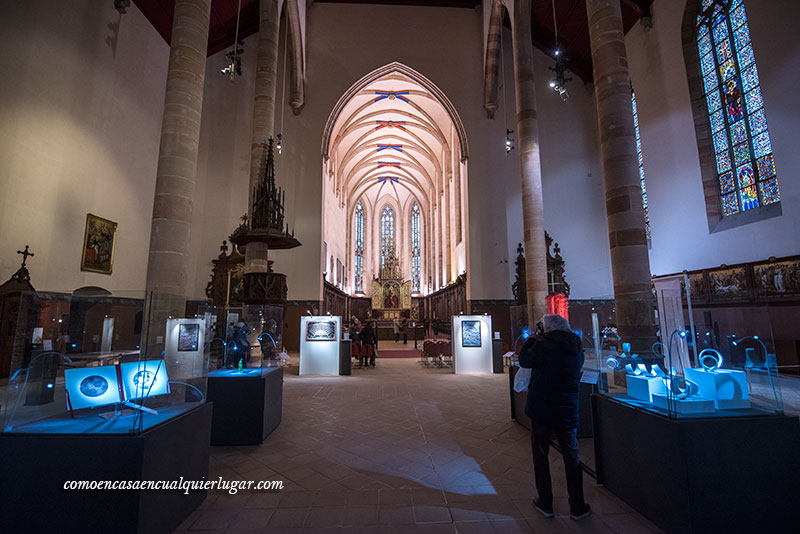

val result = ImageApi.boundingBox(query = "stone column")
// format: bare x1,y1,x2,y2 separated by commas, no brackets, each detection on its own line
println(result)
444,171,452,284
586,0,656,351
245,0,282,274
145,0,212,296
511,0,548,324
483,0,504,118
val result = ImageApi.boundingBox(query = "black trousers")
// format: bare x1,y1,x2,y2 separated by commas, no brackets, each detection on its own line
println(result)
530,422,586,514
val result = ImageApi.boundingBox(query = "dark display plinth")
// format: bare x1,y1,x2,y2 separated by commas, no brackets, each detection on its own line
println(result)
491,339,504,373
509,365,593,437
593,394,800,533
207,367,283,445
340,340,352,375
0,402,212,534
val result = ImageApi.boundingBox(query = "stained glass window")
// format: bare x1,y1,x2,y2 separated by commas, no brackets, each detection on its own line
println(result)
697,0,779,216
410,203,421,292
354,201,364,293
631,90,650,239
380,205,394,269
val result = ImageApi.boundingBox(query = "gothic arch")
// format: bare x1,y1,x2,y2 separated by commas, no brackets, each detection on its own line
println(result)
321,62,469,162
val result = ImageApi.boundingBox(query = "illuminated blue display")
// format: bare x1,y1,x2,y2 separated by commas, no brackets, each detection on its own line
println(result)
120,360,170,400
521,328,531,340
64,365,122,410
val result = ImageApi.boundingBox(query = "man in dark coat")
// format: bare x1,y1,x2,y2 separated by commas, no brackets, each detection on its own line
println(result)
518,314,591,520
359,322,378,367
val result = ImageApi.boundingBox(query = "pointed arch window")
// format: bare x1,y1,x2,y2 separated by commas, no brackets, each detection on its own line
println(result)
410,203,421,292
697,0,779,216
354,201,364,293
631,90,650,241
380,205,394,269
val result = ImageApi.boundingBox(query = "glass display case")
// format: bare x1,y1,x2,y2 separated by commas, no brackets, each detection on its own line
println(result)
1,290,211,434
593,289,783,419
209,305,285,371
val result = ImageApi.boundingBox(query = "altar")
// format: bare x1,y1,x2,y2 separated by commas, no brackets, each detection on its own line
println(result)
370,249,412,319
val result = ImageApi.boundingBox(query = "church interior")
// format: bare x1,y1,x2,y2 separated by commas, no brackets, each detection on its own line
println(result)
1,0,798,532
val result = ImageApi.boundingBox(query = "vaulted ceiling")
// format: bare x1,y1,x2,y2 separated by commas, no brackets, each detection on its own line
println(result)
326,70,457,216
133,0,652,82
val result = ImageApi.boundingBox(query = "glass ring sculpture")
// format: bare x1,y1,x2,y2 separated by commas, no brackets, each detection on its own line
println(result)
698,348,724,372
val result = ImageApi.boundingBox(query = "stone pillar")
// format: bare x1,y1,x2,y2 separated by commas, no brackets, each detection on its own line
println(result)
145,0,212,296
511,0,548,325
245,0,282,274
444,171,452,284
483,0,504,118
586,0,656,351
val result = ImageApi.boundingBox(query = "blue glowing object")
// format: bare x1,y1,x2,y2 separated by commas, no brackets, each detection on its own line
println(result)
521,328,531,339
679,331,687,338
753,335,759,339
65,365,122,410
71,344,77,348
120,360,170,400
46,383,53,389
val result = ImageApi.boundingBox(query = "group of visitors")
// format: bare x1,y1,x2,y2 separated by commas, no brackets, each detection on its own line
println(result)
349,316,377,367
392,313,410,344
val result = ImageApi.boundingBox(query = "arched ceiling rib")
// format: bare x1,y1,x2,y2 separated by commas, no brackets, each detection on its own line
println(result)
327,70,458,217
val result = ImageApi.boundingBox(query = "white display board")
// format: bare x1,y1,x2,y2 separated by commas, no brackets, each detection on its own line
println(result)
165,318,206,378
452,315,493,374
299,316,341,376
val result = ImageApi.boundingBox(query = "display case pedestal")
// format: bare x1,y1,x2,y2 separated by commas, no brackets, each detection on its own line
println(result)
0,402,212,534
593,394,800,533
651,393,716,415
684,368,750,409
207,367,283,445
625,374,667,402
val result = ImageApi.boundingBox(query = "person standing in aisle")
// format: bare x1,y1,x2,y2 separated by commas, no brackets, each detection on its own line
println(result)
518,314,591,521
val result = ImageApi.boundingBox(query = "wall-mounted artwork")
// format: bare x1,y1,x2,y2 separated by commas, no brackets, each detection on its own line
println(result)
178,323,200,352
461,320,481,348
80,213,117,274
708,267,747,298
306,320,337,341
753,260,800,296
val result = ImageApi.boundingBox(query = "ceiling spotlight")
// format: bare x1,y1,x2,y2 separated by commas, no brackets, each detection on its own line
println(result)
548,48,572,102
505,129,515,154
221,42,244,80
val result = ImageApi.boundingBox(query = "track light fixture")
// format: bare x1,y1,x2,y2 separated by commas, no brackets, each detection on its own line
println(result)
548,49,572,102
547,1,571,102
505,129,515,154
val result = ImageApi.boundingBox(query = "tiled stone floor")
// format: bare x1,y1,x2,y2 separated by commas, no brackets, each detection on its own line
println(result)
176,359,662,533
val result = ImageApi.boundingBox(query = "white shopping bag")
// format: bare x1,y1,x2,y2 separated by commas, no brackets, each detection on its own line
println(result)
513,366,531,392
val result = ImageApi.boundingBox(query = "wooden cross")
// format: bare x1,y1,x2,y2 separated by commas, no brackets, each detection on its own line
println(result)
17,245,34,267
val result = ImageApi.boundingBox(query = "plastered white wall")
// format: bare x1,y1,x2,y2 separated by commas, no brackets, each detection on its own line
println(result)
0,1,169,292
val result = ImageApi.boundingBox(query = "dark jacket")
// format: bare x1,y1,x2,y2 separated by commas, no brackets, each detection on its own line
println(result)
359,324,377,346
518,329,584,428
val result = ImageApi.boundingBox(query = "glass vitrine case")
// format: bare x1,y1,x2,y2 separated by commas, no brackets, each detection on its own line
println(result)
1,290,211,434
591,289,783,419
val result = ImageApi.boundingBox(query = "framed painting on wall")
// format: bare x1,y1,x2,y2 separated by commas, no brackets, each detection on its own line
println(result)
461,320,481,348
80,213,118,275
